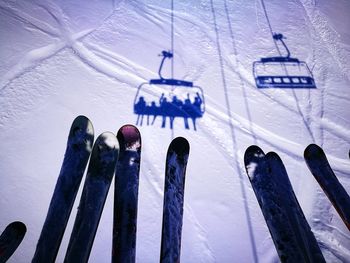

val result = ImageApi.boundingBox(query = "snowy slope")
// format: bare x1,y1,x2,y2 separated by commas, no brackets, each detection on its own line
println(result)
0,0,349,262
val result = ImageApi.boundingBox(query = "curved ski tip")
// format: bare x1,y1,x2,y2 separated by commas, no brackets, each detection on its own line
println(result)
117,125,141,148
304,144,323,159
6,221,27,236
96,132,119,150
265,152,288,173
169,137,190,155
117,124,140,135
244,145,265,165
71,115,94,136
265,151,282,162
74,115,90,123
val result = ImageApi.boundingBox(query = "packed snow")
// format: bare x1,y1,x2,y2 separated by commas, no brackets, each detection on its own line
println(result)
0,0,349,262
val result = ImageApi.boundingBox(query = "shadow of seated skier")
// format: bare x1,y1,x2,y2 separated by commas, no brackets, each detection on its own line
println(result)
193,92,203,118
183,93,202,131
148,101,159,126
134,96,146,126
170,95,184,128
183,95,192,130
159,94,170,128
159,94,184,129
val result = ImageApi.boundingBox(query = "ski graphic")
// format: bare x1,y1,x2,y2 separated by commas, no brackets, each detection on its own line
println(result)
64,132,119,263
160,137,190,263
266,152,325,262
304,144,350,231
0,221,26,263
244,146,325,263
112,125,141,263
32,115,94,263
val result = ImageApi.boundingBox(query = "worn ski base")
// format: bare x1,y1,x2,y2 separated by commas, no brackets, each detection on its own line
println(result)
0,221,26,263
32,115,94,263
160,137,190,263
64,132,119,263
244,146,325,263
304,144,350,231
112,125,141,263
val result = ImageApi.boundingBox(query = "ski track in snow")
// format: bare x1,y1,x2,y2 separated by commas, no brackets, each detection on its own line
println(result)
0,1,61,37
0,0,115,91
1,0,349,155
317,237,350,263
3,30,349,172
298,0,350,82
1,0,349,184
315,220,350,242
0,0,349,172
1,1,349,262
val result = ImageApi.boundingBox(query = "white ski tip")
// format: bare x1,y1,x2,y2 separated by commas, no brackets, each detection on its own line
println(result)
98,132,119,150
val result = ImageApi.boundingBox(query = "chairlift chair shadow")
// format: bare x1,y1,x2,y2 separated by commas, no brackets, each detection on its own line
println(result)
133,51,205,130
253,33,316,89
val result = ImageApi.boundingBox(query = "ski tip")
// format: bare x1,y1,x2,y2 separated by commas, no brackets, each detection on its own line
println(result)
6,221,27,237
169,137,190,156
95,132,120,152
265,151,282,162
88,132,120,174
265,152,287,171
69,115,94,150
244,145,265,166
117,125,141,151
265,152,290,182
244,146,265,181
71,115,94,134
304,144,324,160
73,115,90,123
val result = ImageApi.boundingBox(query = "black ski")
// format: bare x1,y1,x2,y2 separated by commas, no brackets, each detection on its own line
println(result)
304,144,350,231
112,125,141,263
64,132,119,263
32,115,94,263
244,146,325,262
160,137,190,263
266,151,325,262
0,221,26,263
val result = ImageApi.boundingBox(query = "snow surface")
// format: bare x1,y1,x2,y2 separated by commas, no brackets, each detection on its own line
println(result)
0,0,349,262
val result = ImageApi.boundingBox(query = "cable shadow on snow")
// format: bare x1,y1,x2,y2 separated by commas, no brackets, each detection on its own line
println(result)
210,1,259,262
223,0,257,145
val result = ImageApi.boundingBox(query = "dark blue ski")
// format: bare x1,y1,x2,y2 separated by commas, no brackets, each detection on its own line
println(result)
244,146,325,263
0,221,26,263
32,115,94,263
112,125,141,263
160,137,190,263
64,132,119,263
304,144,350,231
266,151,325,262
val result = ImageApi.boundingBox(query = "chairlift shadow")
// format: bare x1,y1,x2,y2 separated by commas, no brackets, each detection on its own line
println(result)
253,33,316,89
134,51,206,131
